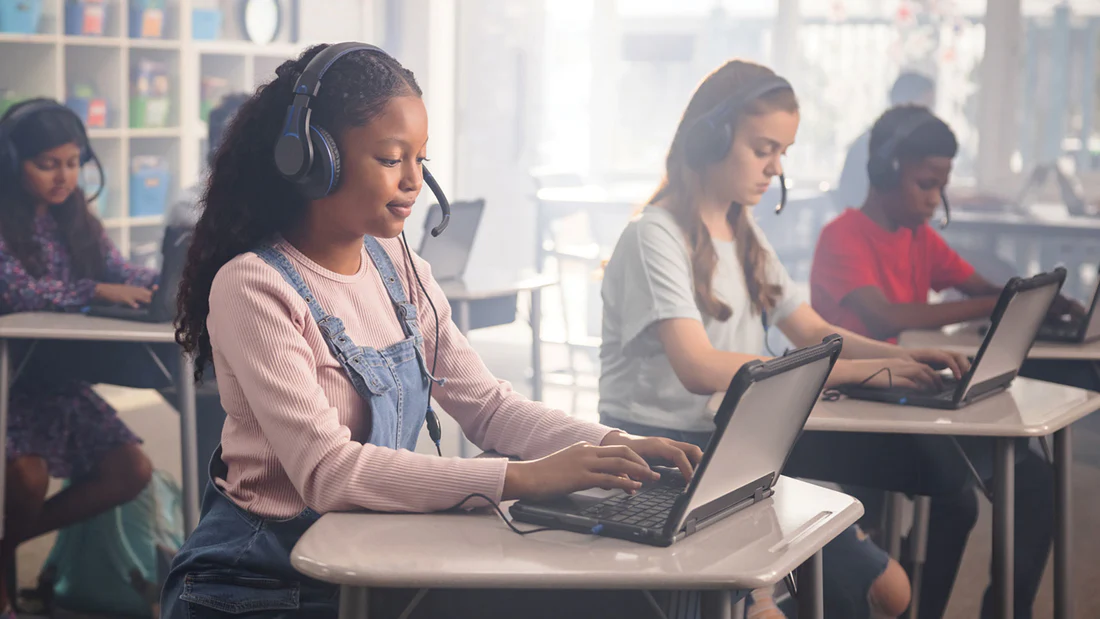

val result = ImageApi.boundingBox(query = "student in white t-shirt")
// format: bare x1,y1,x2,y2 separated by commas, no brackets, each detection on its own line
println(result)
599,59,969,619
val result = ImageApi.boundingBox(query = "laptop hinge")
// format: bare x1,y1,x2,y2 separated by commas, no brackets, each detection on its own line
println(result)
685,518,697,535
754,486,767,502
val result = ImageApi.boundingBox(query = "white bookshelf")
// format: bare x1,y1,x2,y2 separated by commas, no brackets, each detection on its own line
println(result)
0,0,306,265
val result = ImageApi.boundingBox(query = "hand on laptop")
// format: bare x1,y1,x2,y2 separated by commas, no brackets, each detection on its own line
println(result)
94,283,155,308
904,348,971,379
832,358,943,391
502,442,661,502
600,431,703,483
1049,294,1087,320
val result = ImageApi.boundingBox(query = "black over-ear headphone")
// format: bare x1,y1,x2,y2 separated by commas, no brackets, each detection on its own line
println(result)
0,99,104,202
866,109,951,229
273,42,450,236
683,75,793,214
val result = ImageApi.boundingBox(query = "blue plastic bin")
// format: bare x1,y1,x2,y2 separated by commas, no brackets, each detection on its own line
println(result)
65,1,108,36
0,0,42,34
129,163,170,216
191,8,220,40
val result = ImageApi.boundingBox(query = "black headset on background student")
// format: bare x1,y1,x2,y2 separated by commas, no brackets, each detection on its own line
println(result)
866,108,951,229
273,42,450,454
0,99,105,202
683,74,794,214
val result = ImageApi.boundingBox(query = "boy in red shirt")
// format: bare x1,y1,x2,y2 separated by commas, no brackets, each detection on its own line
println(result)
812,105,1081,341
805,105,1057,619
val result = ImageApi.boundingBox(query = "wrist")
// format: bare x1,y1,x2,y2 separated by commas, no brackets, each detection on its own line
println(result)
600,430,626,447
502,461,529,501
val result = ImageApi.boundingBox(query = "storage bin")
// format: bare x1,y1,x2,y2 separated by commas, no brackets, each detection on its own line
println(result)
66,97,108,128
0,0,42,34
65,0,107,36
191,8,220,40
129,158,170,217
129,95,170,128
129,0,164,38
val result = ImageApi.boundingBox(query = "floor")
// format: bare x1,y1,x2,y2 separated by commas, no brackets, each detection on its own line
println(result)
14,318,1100,619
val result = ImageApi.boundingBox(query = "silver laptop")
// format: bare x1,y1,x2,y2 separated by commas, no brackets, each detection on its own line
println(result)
509,336,843,547
844,268,1066,409
418,199,486,283
1037,266,1100,343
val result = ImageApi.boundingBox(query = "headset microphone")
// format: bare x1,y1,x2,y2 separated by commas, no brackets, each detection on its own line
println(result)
423,166,450,237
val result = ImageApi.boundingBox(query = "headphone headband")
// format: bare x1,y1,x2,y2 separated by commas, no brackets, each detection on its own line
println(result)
290,42,389,99
701,75,793,127
871,108,938,168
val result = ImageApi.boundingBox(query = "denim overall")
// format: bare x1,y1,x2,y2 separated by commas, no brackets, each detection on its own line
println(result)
160,237,435,619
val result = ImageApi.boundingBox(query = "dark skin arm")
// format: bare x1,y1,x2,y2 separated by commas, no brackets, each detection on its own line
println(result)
841,274,1000,341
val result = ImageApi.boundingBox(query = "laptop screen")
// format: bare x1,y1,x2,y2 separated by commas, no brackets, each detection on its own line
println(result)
674,354,834,531
961,280,1059,399
1084,268,1100,340
418,200,486,281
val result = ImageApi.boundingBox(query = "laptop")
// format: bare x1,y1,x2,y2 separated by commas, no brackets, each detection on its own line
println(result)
1036,266,1100,343
843,268,1066,410
87,226,191,323
509,335,844,547
418,199,486,283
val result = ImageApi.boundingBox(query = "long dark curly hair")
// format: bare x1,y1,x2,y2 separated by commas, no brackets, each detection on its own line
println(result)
0,99,106,279
175,44,422,381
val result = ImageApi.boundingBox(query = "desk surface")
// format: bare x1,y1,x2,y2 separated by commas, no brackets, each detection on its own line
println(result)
706,376,1100,437
439,273,557,301
0,312,176,343
948,209,1100,235
899,324,1100,361
291,477,860,591
807,377,1100,437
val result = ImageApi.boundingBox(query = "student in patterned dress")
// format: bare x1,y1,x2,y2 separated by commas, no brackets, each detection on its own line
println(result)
0,99,156,616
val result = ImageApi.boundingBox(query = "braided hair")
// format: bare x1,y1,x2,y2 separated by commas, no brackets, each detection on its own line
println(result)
175,44,421,381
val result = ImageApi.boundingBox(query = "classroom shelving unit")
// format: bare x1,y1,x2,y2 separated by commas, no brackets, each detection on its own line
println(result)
0,0,303,265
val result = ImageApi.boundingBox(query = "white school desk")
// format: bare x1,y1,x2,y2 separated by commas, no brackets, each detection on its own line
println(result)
899,323,1100,362
0,312,200,536
291,476,861,619
806,378,1099,619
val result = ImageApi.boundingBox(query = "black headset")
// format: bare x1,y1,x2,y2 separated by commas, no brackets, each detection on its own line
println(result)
273,42,450,236
683,75,793,214
0,99,104,202
866,109,951,229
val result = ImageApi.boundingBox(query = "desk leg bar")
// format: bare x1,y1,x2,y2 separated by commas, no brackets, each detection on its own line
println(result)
906,495,932,619
1054,427,1073,619
884,492,905,559
0,340,9,541
531,288,543,403
176,351,200,534
340,586,369,619
700,590,733,619
993,438,1015,619
797,551,824,619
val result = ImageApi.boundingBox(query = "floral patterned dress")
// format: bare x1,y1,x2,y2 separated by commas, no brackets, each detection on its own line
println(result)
0,214,157,479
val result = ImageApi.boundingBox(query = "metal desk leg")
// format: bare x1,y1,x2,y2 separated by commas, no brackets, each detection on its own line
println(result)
531,288,543,403
797,551,824,619
701,590,733,619
907,495,932,619
176,351,200,534
884,492,905,559
993,438,1015,619
0,340,8,541
339,585,369,619
1054,427,1073,619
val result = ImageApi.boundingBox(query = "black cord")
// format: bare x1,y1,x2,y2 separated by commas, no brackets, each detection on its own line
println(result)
401,232,443,457
447,493,554,536
821,367,894,401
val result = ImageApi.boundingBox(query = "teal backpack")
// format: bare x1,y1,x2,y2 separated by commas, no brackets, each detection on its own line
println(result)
39,470,184,618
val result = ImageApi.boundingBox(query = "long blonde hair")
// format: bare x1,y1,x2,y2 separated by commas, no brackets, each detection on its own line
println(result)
649,60,797,321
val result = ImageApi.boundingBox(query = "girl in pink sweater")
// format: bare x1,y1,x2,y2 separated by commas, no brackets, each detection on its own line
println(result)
161,43,702,619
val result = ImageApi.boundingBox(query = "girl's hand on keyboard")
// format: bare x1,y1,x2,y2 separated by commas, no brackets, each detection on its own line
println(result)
834,358,941,391
502,442,660,501
600,431,703,483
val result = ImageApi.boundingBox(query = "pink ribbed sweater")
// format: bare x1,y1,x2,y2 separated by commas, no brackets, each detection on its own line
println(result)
208,237,613,518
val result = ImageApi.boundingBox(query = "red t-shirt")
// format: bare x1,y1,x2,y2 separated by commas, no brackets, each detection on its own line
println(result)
810,208,975,339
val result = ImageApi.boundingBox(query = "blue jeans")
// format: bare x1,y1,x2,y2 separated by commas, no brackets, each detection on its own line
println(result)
603,415,892,619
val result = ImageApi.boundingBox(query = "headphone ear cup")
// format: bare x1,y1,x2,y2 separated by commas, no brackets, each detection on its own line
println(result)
867,154,899,190
298,125,342,200
684,118,733,170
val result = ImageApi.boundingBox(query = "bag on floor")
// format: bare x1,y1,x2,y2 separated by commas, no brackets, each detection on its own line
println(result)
38,470,184,618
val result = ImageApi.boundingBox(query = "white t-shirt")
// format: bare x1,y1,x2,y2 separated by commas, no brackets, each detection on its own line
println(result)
598,206,805,432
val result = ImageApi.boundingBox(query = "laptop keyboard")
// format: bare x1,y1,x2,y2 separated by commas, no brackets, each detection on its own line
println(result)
871,376,958,401
580,469,686,529
1039,319,1082,339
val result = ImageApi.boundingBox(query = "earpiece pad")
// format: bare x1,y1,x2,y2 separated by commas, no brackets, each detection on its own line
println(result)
866,154,900,191
684,117,733,170
299,125,342,200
